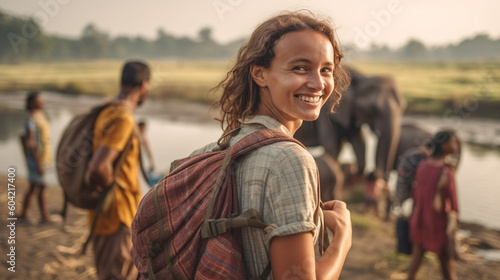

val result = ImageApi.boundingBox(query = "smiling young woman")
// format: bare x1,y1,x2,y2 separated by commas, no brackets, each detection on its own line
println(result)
201,11,351,279
250,29,336,134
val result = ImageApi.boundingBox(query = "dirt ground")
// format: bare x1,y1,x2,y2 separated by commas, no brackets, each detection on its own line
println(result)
340,182,500,280
1,175,499,280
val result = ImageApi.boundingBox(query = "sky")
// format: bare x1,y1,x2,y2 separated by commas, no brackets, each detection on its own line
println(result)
1,0,499,50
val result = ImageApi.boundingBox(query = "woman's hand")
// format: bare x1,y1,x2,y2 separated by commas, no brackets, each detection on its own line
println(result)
313,200,352,279
323,200,352,246
447,210,458,236
37,164,45,175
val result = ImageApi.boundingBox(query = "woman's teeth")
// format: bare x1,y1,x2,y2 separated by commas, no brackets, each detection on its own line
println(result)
297,96,320,103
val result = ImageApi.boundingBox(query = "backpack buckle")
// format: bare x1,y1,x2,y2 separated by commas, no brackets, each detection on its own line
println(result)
201,218,229,238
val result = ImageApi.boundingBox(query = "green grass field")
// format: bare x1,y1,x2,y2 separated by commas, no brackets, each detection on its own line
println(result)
1,60,499,116
349,61,500,101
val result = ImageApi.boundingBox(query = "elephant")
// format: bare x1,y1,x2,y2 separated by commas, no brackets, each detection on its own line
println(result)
394,123,432,170
314,153,344,201
295,66,407,181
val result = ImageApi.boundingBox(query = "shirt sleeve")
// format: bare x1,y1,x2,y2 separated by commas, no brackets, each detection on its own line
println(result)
25,119,35,132
263,144,319,244
98,109,135,152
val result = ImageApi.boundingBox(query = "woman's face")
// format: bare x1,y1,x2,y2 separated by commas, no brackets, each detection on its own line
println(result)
443,135,459,155
253,29,335,133
31,95,44,110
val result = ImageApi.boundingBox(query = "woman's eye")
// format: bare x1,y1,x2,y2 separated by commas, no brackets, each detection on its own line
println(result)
293,66,307,71
321,68,333,73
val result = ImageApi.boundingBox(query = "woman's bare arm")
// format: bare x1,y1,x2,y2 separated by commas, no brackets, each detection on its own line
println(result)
270,200,352,280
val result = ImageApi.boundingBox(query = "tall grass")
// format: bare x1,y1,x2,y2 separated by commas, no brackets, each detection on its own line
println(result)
348,61,500,102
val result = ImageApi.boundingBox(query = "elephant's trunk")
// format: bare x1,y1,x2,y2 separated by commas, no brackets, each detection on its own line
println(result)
374,101,403,180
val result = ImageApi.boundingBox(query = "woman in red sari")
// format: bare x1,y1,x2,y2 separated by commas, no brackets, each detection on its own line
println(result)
407,130,460,280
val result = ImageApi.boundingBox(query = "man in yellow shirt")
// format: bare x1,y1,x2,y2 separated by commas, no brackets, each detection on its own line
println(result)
87,61,150,280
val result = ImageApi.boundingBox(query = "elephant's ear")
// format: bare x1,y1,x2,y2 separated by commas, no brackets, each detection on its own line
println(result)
331,87,353,128
378,76,407,114
350,77,381,126
331,66,365,129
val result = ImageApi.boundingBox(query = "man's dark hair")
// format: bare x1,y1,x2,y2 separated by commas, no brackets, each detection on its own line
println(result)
121,61,150,87
26,91,39,111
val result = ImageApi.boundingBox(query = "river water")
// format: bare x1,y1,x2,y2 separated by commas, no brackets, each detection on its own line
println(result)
1,92,499,230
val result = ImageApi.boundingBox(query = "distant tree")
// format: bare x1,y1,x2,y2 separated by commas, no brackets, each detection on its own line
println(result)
5,8,498,62
450,33,500,60
368,43,394,60
191,27,220,58
401,39,427,60
79,23,110,59
198,27,214,43
222,37,246,58
154,28,177,57
428,45,452,61
176,36,196,57
130,36,153,57
48,36,79,60
0,9,51,63
109,36,133,58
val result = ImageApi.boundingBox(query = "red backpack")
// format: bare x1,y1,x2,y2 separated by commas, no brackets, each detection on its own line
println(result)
131,129,305,279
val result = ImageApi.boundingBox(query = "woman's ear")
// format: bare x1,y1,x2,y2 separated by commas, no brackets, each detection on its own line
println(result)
250,65,267,87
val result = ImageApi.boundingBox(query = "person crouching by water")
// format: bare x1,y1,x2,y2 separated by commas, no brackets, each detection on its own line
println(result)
191,11,352,279
19,92,53,224
407,130,460,280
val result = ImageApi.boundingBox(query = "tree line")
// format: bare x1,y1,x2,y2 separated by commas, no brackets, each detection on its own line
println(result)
1,9,499,64
0,9,245,63
348,34,500,61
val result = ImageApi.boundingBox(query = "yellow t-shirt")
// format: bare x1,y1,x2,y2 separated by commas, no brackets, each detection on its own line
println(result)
32,112,52,166
88,103,142,235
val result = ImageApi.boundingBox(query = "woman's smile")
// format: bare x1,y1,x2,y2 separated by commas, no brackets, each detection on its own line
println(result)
296,94,323,105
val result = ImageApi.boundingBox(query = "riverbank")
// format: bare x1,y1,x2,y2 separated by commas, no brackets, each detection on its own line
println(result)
0,175,499,279
2,90,500,149
0,175,95,280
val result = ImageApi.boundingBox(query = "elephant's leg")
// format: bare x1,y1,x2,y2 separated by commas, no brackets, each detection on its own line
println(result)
331,160,344,201
349,128,366,176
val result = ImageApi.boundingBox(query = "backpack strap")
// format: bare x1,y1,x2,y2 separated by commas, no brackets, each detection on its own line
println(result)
81,126,135,255
202,129,305,230
201,208,268,238
201,129,306,280
134,125,152,187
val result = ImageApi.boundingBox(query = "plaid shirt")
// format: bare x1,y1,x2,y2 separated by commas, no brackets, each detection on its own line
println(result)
193,115,322,278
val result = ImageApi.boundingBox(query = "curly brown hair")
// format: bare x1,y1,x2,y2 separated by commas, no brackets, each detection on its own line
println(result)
212,11,349,136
